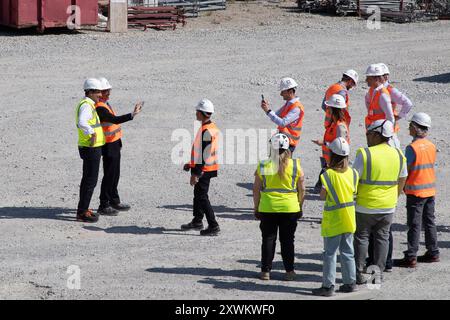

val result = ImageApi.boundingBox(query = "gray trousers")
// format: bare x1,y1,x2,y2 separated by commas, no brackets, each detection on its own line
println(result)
354,213,393,274
405,195,439,258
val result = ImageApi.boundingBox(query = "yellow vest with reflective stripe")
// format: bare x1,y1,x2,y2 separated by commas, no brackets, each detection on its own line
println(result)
257,158,301,213
356,143,405,210
320,167,358,237
75,98,106,148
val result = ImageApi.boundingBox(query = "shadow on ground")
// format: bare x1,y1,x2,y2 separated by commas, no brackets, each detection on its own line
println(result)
391,223,450,233
413,73,450,84
0,207,76,221
0,26,83,37
83,225,200,236
159,204,254,220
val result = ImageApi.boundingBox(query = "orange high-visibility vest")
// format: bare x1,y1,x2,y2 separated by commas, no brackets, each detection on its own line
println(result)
365,86,392,129
322,120,349,164
386,84,400,133
405,138,436,198
324,83,351,129
190,122,220,172
95,101,122,144
278,99,304,147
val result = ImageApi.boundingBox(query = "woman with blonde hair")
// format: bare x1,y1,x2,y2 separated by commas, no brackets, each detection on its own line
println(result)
253,133,305,281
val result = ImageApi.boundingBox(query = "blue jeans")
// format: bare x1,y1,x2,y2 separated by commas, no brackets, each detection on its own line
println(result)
322,233,356,288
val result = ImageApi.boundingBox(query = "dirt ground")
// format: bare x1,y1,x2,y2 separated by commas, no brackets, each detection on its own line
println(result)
0,1,450,300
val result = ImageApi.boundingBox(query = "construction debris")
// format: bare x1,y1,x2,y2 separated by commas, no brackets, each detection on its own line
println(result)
158,0,227,18
128,6,186,30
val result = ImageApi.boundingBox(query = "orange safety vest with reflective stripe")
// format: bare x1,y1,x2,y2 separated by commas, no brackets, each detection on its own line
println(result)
278,99,304,147
404,138,436,198
190,122,219,172
95,101,123,143
386,84,400,133
365,86,392,129
322,120,349,164
323,83,351,129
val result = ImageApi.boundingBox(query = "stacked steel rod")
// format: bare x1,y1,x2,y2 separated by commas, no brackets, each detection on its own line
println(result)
128,6,186,30
158,0,227,18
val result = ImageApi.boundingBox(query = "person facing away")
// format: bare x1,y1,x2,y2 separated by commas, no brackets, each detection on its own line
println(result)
253,133,305,281
181,99,220,236
95,77,143,216
312,137,358,297
260,77,305,153
396,112,439,268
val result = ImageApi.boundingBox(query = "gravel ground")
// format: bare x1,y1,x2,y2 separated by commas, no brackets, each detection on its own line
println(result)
0,1,450,300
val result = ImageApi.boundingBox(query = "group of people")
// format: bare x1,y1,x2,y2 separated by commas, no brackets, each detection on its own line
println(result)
74,63,439,296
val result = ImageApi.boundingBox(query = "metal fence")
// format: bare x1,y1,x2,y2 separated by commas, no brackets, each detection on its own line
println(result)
158,0,227,17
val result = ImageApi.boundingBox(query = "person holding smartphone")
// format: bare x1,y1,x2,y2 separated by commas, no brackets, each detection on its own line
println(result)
95,77,143,215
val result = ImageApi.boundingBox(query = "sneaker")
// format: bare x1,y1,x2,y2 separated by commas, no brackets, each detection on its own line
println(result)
260,272,270,280
76,209,99,223
312,285,335,297
180,221,204,230
356,273,367,285
395,257,417,268
97,206,119,216
384,267,393,273
284,271,296,281
338,283,358,293
111,202,131,211
200,225,220,236
417,252,440,263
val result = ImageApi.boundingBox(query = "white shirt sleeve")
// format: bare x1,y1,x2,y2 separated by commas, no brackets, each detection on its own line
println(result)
390,87,413,119
77,104,95,135
379,93,395,123
353,151,364,179
336,124,348,139
268,107,301,128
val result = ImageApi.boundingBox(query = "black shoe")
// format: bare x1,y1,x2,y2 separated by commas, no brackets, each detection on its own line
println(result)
312,285,335,297
76,209,99,223
338,283,358,293
111,202,131,211
356,273,367,285
97,206,119,216
181,221,204,230
417,252,440,263
200,225,220,236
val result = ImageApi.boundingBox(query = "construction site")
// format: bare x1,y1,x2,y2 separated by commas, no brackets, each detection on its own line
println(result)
0,0,450,302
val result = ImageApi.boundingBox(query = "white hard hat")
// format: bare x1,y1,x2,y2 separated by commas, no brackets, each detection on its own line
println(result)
325,94,346,109
196,98,215,114
410,112,431,128
83,78,103,91
328,137,350,156
270,133,290,150
367,119,394,138
98,77,112,90
343,69,359,85
279,77,298,92
378,63,390,75
365,64,384,77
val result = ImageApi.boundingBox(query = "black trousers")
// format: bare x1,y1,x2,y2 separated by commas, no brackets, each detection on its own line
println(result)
193,175,218,228
259,213,299,272
77,147,102,212
315,157,328,188
405,195,439,257
99,152,121,208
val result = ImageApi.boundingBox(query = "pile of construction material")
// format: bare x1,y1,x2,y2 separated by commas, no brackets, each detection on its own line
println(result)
158,0,227,17
296,0,450,22
128,6,186,30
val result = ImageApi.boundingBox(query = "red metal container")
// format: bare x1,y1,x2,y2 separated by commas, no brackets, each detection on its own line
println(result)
0,0,98,31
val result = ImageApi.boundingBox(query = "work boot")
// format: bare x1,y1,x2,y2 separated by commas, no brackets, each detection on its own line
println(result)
284,271,296,281
395,256,417,268
338,283,358,293
260,272,270,281
312,285,335,297
97,206,119,216
356,272,367,285
417,252,440,263
181,221,204,230
111,202,131,211
200,225,220,236
76,209,99,223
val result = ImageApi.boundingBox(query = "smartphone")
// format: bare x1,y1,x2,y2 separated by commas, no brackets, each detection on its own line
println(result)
141,101,145,108
261,94,265,102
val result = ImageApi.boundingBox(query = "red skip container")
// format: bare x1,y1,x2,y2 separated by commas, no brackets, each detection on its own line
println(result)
0,0,98,31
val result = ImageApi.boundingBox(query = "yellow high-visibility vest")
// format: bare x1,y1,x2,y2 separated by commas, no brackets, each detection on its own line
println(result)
356,143,406,211
75,98,105,148
320,167,358,237
257,158,301,213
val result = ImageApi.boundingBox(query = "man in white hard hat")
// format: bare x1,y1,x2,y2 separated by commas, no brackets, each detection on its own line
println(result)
260,77,305,152
352,120,407,284
75,78,106,223
95,78,143,216
182,99,221,236
364,64,396,142
377,63,414,148
396,112,439,268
